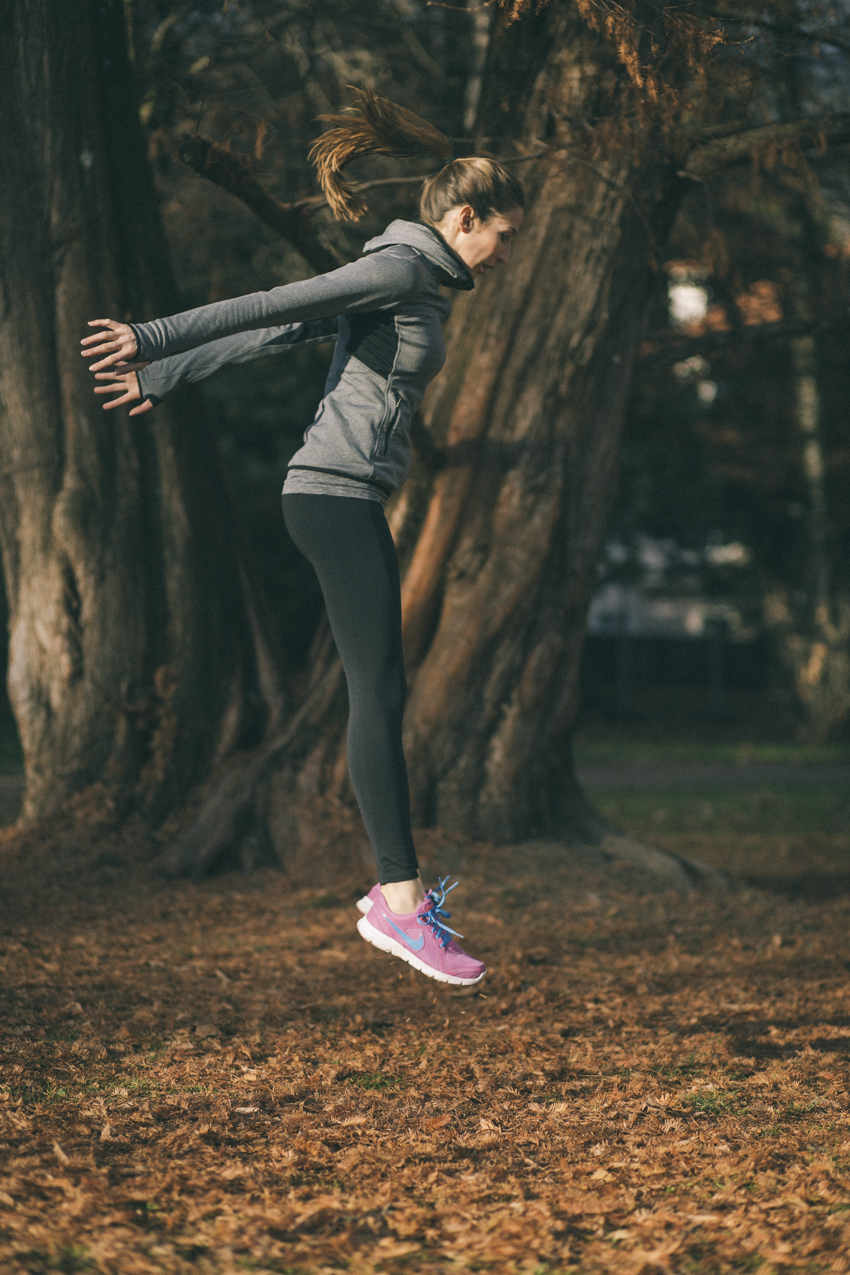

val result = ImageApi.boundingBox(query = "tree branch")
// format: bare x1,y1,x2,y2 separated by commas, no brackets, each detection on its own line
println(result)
639,317,847,371
178,135,344,274
680,112,850,180
694,10,850,59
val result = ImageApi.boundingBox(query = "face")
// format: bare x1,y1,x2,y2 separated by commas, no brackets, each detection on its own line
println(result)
454,205,524,275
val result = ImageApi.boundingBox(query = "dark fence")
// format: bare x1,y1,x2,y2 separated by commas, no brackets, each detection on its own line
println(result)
581,631,771,718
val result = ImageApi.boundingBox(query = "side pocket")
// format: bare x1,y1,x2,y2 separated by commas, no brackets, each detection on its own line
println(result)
374,387,400,457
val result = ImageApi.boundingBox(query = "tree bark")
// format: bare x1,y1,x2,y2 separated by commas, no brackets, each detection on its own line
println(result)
0,1,280,823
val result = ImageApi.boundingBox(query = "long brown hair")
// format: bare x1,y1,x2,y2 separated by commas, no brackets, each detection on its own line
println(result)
309,88,524,225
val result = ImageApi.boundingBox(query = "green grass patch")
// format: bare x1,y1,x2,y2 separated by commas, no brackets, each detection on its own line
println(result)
573,712,846,767
343,1070,401,1091
587,788,844,841
48,1245,95,1273
682,1089,748,1116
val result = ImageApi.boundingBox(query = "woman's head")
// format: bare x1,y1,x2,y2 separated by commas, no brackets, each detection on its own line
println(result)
419,156,524,228
420,157,524,274
309,89,525,268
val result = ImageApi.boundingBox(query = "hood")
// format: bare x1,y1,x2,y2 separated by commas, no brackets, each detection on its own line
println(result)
362,219,475,291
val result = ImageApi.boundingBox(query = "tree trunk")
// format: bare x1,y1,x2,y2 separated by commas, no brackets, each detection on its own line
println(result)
759,13,850,744
165,4,717,888
761,292,850,742
0,1,280,824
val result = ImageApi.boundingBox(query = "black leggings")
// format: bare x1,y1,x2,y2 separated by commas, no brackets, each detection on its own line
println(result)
281,492,419,884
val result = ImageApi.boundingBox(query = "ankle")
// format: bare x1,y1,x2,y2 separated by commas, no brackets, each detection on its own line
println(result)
381,877,426,915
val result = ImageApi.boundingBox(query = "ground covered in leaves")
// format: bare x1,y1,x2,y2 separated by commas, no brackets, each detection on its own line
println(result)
1,750,849,1274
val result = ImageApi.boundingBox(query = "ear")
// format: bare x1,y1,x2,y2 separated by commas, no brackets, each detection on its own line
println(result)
458,204,476,233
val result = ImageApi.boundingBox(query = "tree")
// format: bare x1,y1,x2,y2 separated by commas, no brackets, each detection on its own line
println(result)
762,0,850,741
0,1,280,823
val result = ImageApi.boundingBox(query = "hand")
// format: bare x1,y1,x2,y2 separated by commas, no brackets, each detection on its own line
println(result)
80,318,139,372
93,370,155,417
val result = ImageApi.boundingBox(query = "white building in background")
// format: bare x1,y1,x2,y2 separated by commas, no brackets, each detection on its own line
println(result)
586,271,759,644
586,536,756,640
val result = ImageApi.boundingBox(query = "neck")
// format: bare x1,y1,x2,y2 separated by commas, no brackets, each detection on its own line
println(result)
420,220,470,274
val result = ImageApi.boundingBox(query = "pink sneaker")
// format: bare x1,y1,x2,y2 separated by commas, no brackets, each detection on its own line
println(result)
355,877,486,986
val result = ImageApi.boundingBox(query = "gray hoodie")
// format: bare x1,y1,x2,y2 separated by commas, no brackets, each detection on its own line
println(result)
132,220,474,504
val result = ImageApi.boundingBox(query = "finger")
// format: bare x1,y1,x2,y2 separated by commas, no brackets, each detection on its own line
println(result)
90,347,135,371
81,336,121,352
89,355,125,373
81,343,121,361
80,324,119,345
101,391,133,411
129,400,154,417
81,334,135,355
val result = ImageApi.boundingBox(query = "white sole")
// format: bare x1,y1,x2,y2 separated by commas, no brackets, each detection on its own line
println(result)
355,914,485,986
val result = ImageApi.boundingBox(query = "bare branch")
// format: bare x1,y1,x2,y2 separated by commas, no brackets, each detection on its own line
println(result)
680,112,850,180
693,9,850,59
639,317,847,371
178,135,344,273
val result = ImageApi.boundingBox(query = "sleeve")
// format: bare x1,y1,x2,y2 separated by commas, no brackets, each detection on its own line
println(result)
130,248,422,363
136,317,336,406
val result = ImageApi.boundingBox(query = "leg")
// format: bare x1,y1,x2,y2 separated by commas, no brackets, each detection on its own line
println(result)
281,493,422,898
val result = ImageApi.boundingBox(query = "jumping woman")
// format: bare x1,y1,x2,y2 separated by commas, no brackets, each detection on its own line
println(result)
81,90,524,987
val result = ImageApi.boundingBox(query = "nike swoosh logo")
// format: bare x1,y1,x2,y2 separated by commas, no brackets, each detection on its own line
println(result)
385,917,425,951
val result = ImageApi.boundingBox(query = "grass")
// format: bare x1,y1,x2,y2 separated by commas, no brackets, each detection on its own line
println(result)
586,787,845,839
573,688,848,768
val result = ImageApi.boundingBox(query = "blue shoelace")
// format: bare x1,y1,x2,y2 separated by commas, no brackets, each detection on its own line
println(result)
418,875,464,949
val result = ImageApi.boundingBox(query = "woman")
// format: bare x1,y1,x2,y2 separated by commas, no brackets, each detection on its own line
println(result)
81,91,524,987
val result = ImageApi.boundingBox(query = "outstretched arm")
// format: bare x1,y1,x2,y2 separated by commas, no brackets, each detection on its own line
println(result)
81,247,421,372
90,316,336,413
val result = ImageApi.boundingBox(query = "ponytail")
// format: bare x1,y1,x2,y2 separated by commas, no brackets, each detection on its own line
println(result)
309,88,525,226
309,87,453,221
